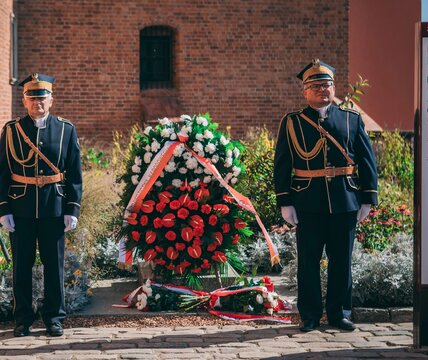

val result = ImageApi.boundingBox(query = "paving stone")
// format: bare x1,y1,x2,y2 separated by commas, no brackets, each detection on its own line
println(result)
371,335,412,342
326,350,382,357
38,355,74,360
351,341,389,348
237,351,282,359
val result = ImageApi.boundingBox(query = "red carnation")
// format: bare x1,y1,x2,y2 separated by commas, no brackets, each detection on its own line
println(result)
153,217,163,229
187,245,202,259
169,200,181,210
162,213,176,228
201,204,212,214
194,227,204,237
208,215,218,226
181,227,194,242
175,242,186,251
141,200,155,213
214,232,223,245
179,194,190,206
145,231,156,244
143,249,157,261
131,231,140,242
166,247,179,260
158,191,173,203
222,223,231,233
234,218,247,229
127,213,138,225
207,243,217,252
187,200,199,211
156,202,167,213
212,251,227,262
189,215,204,229
201,259,211,269
175,261,191,274
140,215,148,226
165,230,177,241
191,267,202,273
177,208,189,220
154,259,166,266
232,234,239,245
155,245,164,253
213,204,230,215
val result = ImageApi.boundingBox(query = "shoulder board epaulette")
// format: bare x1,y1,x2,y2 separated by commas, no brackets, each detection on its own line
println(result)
282,110,302,120
4,117,20,127
338,106,360,115
57,116,74,126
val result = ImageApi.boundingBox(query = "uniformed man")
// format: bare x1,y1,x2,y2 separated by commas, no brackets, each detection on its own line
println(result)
274,60,378,332
0,74,82,337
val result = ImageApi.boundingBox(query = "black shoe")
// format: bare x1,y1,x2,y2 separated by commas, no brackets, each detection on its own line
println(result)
328,318,356,331
13,325,32,337
299,319,320,332
46,322,64,337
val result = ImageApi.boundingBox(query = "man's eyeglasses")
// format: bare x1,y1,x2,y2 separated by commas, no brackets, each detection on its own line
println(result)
305,82,334,91
25,96,50,102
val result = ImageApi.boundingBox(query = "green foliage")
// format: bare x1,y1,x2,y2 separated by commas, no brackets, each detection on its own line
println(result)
342,75,370,108
80,146,110,171
374,130,414,190
237,127,283,231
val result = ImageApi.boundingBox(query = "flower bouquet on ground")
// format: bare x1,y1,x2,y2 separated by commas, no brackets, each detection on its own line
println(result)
117,114,279,288
115,276,291,323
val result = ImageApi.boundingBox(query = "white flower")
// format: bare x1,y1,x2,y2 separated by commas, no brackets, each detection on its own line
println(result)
193,142,204,153
185,157,198,170
155,293,161,301
155,181,162,187
134,156,142,166
143,152,152,164
151,140,161,153
196,116,208,126
270,299,278,309
211,154,219,164
224,157,233,168
165,161,176,173
224,173,233,182
205,143,216,154
131,175,139,185
204,130,214,139
266,308,274,315
194,167,204,174
144,145,151,152
226,149,233,157
172,179,182,188
159,117,171,126
195,133,204,141
180,125,190,134
136,293,147,310
183,152,192,160
180,114,192,121
232,166,241,177
161,128,171,138
267,293,274,303
142,285,152,297
179,167,188,174
170,133,177,140
203,176,212,184
131,164,141,174
173,144,185,157
190,179,200,188
256,294,264,304
233,147,240,158
159,171,165,178
203,167,212,175
231,177,238,185
220,135,229,146
144,126,152,135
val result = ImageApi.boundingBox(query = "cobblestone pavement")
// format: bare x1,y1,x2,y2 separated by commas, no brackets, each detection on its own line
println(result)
0,322,427,359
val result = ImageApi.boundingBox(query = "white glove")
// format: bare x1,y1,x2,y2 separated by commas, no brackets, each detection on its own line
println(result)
281,206,298,227
64,215,78,232
357,204,371,222
0,214,15,232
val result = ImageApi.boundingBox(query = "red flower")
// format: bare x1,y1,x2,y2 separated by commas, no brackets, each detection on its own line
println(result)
127,213,138,225
193,237,203,246
194,188,210,201
222,194,234,203
261,276,274,292
179,194,190,206
166,247,179,260
131,231,140,242
153,217,163,229
166,264,175,270
140,215,148,226
194,227,204,237
155,245,164,253
158,191,173,203
208,215,218,226
232,234,239,245
190,215,204,229
169,200,181,210
187,200,199,211
222,223,230,233
162,213,176,228
156,202,166,213
175,242,186,251
207,243,217,252
201,204,212,214
213,204,230,215
187,245,202,259
177,208,189,220
145,231,156,244
212,251,227,262
143,249,157,261
141,200,156,214
214,232,223,245
181,227,194,242
165,230,177,241
154,259,166,266
201,259,211,269
234,219,247,229
175,261,191,274
180,179,192,192
191,267,202,273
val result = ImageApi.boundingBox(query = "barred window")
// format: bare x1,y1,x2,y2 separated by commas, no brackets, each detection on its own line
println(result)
140,26,173,90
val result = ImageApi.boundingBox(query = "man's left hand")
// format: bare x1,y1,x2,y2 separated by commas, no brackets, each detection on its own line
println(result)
64,215,78,232
357,204,371,222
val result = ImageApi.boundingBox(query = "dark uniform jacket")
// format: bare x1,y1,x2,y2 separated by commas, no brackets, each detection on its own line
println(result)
274,105,378,214
0,114,82,219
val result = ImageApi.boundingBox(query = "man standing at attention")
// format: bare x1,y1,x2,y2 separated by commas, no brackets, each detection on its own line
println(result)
274,60,378,332
0,73,82,337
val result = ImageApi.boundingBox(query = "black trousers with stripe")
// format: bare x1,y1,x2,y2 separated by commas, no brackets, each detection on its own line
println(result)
10,217,66,327
295,211,357,322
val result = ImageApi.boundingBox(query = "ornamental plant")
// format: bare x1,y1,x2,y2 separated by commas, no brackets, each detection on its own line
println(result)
119,114,251,287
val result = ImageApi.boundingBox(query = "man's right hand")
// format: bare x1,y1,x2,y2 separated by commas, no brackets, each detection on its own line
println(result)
281,206,298,227
0,214,15,232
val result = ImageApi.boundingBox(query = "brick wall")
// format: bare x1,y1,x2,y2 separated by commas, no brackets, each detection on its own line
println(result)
0,0,14,126
12,0,349,143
